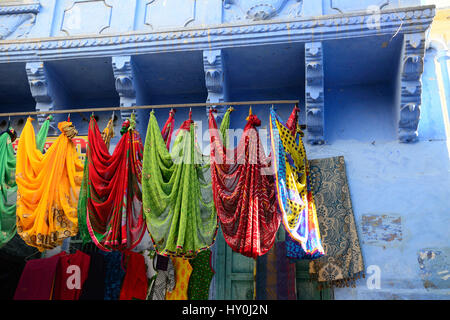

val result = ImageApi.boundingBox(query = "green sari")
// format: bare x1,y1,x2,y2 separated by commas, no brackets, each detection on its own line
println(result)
0,118,51,247
142,109,231,258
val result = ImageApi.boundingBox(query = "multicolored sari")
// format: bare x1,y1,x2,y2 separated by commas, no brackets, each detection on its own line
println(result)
209,108,280,259
143,110,220,259
16,118,83,251
0,119,51,248
269,106,324,260
82,113,146,251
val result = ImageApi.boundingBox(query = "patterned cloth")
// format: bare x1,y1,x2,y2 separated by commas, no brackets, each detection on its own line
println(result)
288,156,365,288
166,257,193,300
82,114,146,251
208,108,280,258
148,255,175,300
0,119,51,248
269,106,324,259
16,119,83,251
187,249,215,300
141,249,158,297
143,111,220,258
256,241,296,300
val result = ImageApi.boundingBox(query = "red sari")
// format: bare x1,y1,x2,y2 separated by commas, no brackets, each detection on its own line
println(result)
86,116,145,251
208,109,280,258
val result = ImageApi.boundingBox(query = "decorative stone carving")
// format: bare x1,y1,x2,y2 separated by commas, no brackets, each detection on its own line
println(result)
0,1,40,40
145,0,196,30
0,6,435,62
112,56,136,122
398,33,426,143
330,0,389,14
203,49,228,120
305,42,324,145
223,0,303,22
25,61,56,129
61,0,113,36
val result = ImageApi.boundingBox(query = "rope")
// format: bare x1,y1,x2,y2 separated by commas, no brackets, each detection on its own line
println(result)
0,100,299,118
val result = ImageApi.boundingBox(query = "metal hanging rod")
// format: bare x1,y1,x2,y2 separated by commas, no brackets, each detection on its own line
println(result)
0,100,299,118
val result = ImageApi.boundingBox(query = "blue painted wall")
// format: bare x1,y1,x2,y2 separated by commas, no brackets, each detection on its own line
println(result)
0,0,448,299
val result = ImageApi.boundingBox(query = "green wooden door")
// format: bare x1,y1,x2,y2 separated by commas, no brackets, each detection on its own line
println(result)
215,227,333,300
295,260,334,300
215,227,255,300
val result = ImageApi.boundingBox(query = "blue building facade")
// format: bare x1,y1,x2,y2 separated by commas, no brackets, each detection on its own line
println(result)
0,0,449,299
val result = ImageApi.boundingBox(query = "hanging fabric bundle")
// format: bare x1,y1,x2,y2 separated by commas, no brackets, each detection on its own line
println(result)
143,109,222,259
208,107,280,259
0,117,52,248
77,117,115,245
16,118,83,251
82,113,146,251
269,105,324,259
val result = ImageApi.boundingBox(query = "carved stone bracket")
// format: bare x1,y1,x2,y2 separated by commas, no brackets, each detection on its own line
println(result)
0,1,40,40
305,42,324,145
203,49,228,120
112,55,137,123
25,61,56,130
398,33,426,143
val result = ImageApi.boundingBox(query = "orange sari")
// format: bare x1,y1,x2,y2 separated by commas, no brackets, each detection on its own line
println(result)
16,118,83,251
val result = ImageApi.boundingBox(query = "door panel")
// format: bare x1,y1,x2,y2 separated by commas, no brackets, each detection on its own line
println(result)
215,226,333,300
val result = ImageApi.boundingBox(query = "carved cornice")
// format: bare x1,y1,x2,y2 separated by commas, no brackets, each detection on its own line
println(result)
0,5,435,62
0,1,40,40
0,2,40,15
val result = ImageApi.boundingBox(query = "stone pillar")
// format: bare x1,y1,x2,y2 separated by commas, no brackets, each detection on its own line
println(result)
305,41,325,145
398,33,426,143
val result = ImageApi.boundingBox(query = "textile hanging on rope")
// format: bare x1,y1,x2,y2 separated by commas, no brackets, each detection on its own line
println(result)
269,106,324,259
82,113,146,251
0,117,52,248
208,107,280,259
77,118,115,245
16,118,83,252
143,109,222,259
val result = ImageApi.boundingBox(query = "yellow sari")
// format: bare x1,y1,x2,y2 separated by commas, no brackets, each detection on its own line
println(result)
16,118,84,251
